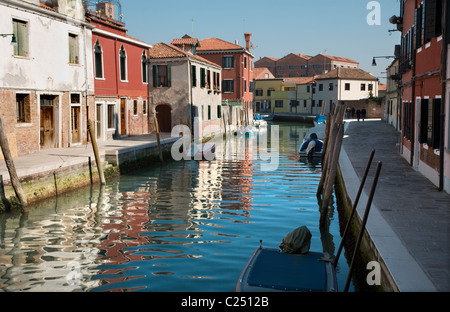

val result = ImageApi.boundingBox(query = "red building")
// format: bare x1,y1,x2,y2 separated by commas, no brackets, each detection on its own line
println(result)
197,33,254,124
86,10,152,141
395,0,446,188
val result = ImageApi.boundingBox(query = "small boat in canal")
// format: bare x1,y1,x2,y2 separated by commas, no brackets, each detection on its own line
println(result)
298,135,323,158
253,114,268,127
313,115,326,125
236,227,337,292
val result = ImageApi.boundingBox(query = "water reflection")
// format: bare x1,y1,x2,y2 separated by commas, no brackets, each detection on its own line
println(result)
0,122,352,292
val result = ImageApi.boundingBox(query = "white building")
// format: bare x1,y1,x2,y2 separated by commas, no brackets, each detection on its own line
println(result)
313,68,379,116
0,0,94,156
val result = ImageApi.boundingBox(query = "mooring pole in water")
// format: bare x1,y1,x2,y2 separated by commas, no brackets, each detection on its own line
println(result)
0,115,27,209
334,149,375,268
0,174,11,211
154,117,164,164
87,120,106,185
344,161,382,292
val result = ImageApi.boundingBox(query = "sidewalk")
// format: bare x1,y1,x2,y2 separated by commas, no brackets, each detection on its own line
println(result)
339,119,450,291
0,133,177,183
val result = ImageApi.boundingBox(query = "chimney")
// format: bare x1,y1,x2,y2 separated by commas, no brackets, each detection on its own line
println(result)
244,32,252,51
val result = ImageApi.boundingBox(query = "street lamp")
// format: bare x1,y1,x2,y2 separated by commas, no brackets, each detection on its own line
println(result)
372,56,395,66
1,33,17,46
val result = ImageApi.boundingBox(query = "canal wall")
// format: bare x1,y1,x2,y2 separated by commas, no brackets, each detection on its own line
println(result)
334,164,399,292
0,137,178,211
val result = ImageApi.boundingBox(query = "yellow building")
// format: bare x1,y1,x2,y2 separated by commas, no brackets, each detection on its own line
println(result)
253,79,283,113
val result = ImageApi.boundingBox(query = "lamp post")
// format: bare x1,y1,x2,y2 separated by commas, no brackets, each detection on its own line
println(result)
0,33,17,45
371,56,395,66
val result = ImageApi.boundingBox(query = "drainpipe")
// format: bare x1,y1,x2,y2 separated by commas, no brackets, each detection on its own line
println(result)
410,0,418,167
439,0,448,191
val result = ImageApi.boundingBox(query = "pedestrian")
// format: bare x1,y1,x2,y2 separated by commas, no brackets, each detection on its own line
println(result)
351,107,355,118
356,109,361,122
361,108,366,122
345,106,351,119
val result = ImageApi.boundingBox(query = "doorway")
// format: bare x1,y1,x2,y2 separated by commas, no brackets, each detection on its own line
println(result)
71,106,81,144
156,104,172,132
120,98,127,136
40,95,56,149
96,103,103,140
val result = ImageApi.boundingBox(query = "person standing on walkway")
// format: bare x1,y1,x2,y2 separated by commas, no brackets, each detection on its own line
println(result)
361,108,366,122
351,107,355,118
345,107,351,119
356,109,361,122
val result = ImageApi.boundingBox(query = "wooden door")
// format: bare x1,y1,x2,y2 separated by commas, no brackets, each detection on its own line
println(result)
156,105,172,132
71,106,81,144
40,106,54,149
96,104,102,139
120,98,126,136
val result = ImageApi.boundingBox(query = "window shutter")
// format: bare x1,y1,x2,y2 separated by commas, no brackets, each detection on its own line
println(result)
230,80,234,93
153,65,158,87
431,99,441,149
222,56,226,68
200,68,206,88
167,64,172,87
419,99,428,144
192,65,197,87
424,0,437,44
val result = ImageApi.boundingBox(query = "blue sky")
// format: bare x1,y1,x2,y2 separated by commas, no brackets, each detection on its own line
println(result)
118,0,402,83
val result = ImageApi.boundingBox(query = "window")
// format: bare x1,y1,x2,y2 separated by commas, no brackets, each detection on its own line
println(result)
142,51,148,83
153,65,171,87
217,105,222,118
222,80,234,93
267,89,274,96
223,56,234,68
16,93,30,123
213,72,220,91
12,19,29,57
318,100,323,107
244,57,247,68
275,100,283,108
289,65,295,69
119,45,127,81
192,65,197,87
94,40,103,79
361,83,366,91
107,104,115,129
208,105,211,120
255,89,263,96
200,68,206,88
319,84,323,91
69,33,79,64
345,83,351,91
329,83,333,91
368,84,373,91
303,100,307,108
244,80,247,92
143,100,147,115
306,86,310,93
133,100,138,115
207,69,211,89
419,98,441,148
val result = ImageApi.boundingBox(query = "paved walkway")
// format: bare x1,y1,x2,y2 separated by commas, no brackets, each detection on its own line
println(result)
339,119,450,291
0,133,176,183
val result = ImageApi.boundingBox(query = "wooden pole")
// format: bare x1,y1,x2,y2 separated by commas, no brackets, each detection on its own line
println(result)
154,117,164,164
0,115,27,209
87,120,105,185
0,174,11,212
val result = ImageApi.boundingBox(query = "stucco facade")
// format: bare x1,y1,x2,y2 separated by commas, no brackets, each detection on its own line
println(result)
0,0,94,157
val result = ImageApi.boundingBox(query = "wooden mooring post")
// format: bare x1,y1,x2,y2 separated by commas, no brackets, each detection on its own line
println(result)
317,103,346,227
0,115,27,209
87,120,106,185
154,117,164,164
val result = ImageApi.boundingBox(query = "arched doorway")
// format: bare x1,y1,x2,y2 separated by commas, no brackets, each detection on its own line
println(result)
156,104,172,132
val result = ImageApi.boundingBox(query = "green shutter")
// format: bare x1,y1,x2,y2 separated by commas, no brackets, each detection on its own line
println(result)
431,99,441,149
192,65,197,87
419,99,428,144
153,65,158,87
200,68,206,88
167,64,172,87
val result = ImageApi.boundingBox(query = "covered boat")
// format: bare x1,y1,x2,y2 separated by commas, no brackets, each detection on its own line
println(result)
236,226,337,292
313,115,326,125
299,137,323,158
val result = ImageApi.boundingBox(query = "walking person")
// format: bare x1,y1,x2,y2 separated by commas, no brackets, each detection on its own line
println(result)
361,108,366,122
356,109,361,122
351,107,355,119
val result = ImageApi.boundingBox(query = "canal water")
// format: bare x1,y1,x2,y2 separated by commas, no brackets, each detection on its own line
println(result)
0,122,354,292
